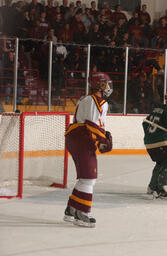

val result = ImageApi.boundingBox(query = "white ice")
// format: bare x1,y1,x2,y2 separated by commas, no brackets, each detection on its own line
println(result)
1,155,167,256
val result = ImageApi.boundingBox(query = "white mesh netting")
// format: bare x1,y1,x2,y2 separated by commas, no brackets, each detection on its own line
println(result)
0,113,68,197
0,114,20,196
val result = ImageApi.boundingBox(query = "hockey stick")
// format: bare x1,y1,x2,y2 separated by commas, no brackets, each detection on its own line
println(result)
143,118,167,132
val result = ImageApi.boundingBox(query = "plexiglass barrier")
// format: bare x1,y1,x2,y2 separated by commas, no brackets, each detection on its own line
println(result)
0,37,166,114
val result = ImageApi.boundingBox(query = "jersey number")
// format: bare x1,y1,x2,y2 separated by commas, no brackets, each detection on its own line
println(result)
148,116,160,133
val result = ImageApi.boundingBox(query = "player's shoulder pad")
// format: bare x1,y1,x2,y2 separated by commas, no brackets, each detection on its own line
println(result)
76,95,87,105
80,95,87,101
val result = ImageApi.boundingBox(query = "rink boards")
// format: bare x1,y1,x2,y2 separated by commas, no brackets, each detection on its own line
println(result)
0,114,147,159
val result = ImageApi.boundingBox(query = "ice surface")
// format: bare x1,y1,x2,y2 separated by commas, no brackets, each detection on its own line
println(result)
1,155,167,256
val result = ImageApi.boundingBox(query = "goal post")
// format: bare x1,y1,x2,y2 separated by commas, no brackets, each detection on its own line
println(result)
0,111,70,199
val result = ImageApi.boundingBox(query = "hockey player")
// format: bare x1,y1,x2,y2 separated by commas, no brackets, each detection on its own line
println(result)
63,72,113,227
143,93,167,198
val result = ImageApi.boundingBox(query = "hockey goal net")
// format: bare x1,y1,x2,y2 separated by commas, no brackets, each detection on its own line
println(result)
0,112,70,198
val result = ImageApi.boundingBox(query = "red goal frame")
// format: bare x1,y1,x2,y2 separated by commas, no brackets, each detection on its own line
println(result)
0,111,70,199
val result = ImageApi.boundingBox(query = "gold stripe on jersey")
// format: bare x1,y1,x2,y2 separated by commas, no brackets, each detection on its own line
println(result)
86,124,106,138
70,194,92,206
91,95,106,114
65,123,85,135
65,122,106,139
145,140,167,149
100,100,106,106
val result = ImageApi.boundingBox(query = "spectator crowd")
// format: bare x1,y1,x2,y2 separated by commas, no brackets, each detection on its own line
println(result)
0,0,166,111
1,0,167,49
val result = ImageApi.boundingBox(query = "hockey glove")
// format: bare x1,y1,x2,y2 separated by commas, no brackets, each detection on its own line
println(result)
98,131,112,153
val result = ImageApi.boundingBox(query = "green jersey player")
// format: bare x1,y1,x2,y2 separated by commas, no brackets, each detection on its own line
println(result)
143,94,167,198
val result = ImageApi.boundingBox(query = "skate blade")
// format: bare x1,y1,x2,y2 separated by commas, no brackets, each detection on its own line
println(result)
152,191,160,199
73,219,96,228
63,215,74,222
152,191,167,200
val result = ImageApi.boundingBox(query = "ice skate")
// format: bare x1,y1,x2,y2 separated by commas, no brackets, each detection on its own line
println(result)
73,210,96,228
63,206,75,222
152,189,167,199
159,191,167,199
147,186,154,194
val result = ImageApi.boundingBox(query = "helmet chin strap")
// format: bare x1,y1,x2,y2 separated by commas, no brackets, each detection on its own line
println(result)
100,89,105,99
94,90,103,98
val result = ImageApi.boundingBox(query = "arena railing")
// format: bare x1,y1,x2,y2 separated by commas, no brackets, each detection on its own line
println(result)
0,38,167,114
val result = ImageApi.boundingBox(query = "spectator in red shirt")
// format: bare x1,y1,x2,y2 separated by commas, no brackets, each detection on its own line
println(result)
89,1,98,21
129,19,149,47
159,9,167,24
39,11,50,38
103,2,113,24
55,6,62,16
70,10,86,43
45,0,56,25
112,4,128,24
29,19,43,39
139,4,151,25
58,23,73,43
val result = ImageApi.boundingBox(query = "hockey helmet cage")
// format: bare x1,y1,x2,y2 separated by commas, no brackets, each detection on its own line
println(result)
90,72,113,97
